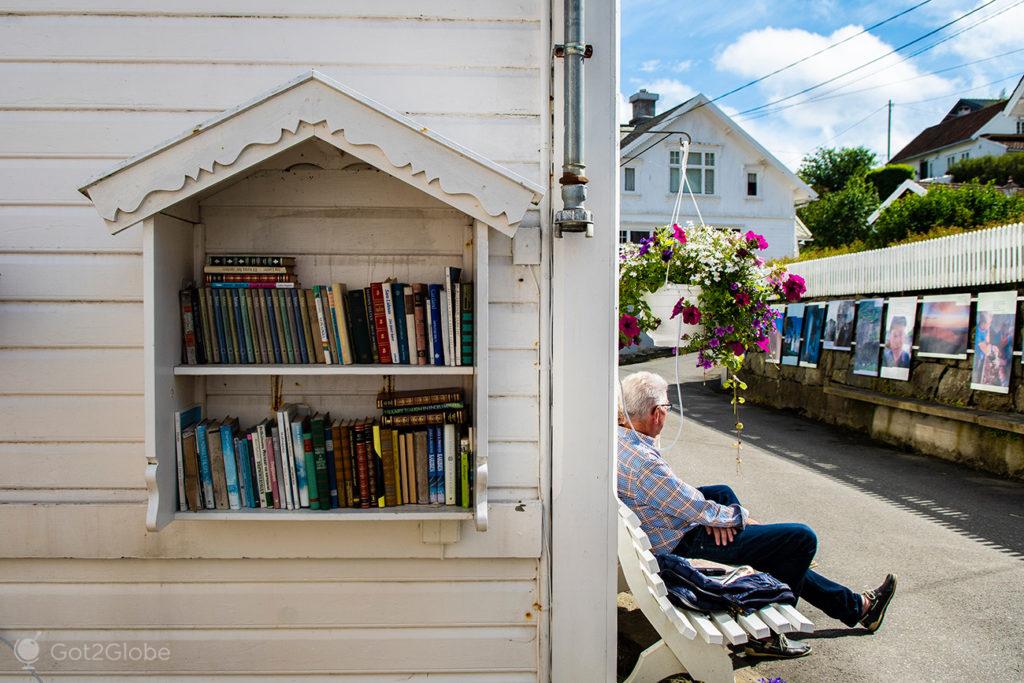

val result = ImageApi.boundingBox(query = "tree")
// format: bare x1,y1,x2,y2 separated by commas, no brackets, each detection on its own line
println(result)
797,146,877,195
947,154,1024,186
864,164,915,200
797,175,879,248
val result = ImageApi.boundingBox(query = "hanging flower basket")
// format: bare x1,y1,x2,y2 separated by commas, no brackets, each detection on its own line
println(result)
642,283,704,348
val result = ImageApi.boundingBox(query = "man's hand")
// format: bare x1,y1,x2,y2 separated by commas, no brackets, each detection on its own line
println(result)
704,525,737,546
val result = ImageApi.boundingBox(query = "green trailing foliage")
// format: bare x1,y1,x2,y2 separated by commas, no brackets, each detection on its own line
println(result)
947,154,1024,186
796,175,880,248
864,164,915,200
868,181,1024,247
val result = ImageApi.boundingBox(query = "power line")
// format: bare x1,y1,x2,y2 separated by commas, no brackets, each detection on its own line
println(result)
734,0,1003,117
740,46,1024,121
896,71,1021,105
804,104,889,154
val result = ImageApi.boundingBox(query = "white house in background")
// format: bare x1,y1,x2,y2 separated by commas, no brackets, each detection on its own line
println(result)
890,76,1024,179
619,89,817,260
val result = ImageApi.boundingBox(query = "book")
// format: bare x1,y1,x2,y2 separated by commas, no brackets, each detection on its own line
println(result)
337,421,354,507
353,419,371,508
276,290,293,363
412,284,428,365
363,286,379,363
375,425,398,507
291,417,310,507
370,424,388,508
403,432,415,505
303,289,324,364
461,282,474,366
275,405,297,509
231,436,248,508
381,282,400,365
197,288,213,364
404,285,417,366
204,265,294,274
179,288,199,365
433,426,444,504
460,433,472,508
218,418,241,510
428,284,445,365
371,283,394,364
414,430,429,505
439,285,451,367
346,289,373,364
445,267,461,367
302,419,318,509
379,409,465,428
331,421,347,508
208,255,296,267
225,289,240,363
249,424,266,508
377,387,464,409
209,289,225,363
453,281,461,367
381,402,465,415
310,413,330,510
288,288,309,364
313,286,334,364
331,283,354,365
426,425,437,503
265,425,281,509
390,282,410,364
239,289,255,364
195,420,216,509
206,418,228,509
174,405,203,511
444,424,457,505
207,281,295,288
297,288,316,364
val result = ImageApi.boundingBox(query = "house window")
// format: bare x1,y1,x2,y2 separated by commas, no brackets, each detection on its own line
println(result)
619,229,655,244
746,172,759,197
961,152,970,161
1018,119,1024,134
624,167,636,192
618,230,627,243
669,150,681,192
946,155,955,169
687,151,715,195
918,160,929,179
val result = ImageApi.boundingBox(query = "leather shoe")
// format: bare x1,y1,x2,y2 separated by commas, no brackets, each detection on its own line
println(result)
741,633,812,660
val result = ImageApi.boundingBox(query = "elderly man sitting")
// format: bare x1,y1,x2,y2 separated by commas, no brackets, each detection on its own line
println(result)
617,371,896,660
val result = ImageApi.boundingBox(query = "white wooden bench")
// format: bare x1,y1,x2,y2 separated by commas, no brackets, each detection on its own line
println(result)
617,500,814,683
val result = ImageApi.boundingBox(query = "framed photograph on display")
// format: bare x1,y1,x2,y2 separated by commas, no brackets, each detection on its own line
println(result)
971,290,1017,394
767,304,785,364
918,294,971,359
853,298,884,377
880,296,918,381
799,304,825,368
781,303,805,367
823,299,855,351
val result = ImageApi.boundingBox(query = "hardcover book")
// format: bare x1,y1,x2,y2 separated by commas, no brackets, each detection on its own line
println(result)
412,284,428,365
444,424,457,505
414,430,429,505
370,283,392,363
304,289,325,364
302,419,318,509
346,289,374,364
363,286,379,363
331,283,354,365
428,284,445,365
310,413,331,510
404,285,417,366
206,418,229,509
195,420,216,509
391,282,410,364
219,417,241,510
353,419,371,508
461,282,474,366
380,281,400,364
291,417,310,507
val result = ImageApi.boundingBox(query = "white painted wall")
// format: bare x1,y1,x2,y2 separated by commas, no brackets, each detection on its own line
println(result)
620,104,810,259
0,2,570,679
899,108,1019,179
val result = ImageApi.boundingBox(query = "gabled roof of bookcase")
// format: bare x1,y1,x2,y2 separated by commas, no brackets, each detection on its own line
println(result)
78,70,545,237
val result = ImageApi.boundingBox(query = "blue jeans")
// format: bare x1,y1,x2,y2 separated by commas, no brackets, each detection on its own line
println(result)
673,485,864,627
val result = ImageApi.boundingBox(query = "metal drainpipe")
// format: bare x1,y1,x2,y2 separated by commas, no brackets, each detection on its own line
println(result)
554,0,594,237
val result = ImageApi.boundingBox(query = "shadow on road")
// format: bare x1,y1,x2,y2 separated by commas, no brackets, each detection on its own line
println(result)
670,381,1024,561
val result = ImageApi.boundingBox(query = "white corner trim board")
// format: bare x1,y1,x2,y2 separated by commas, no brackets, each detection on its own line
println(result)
78,71,544,237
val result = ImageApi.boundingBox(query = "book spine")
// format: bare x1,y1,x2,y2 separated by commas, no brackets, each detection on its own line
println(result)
303,423,319,509
234,437,251,508
274,412,294,510
182,428,201,511
208,281,296,288
291,421,310,507
257,288,272,364
390,283,409,364
337,423,353,507
460,434,471,508
313,286,334,364
246,289,264,364
404,432,416,506
265,429,281,509
195,287,212,364
195,422,215,509
395,430,405,505
324,424,338,508
220,425,241,510
354,423,371,509
439,284,451,367
371,425,386,508
371,283,394,364
179,289,198,365
444,268,456,367
211,289,227,363
461,282,474,366
378,427,398,507
364,286,379,363
298,289,317,364
310,416,329,510
289,289,309,364
240,289,256,364
428,285,445,365
382,284,400,365
175,416,188,511
433,427,445,504
209,255,296,267
382,402,465,415
204,265,293,274
347,289,373,364
228,289,243,364
444,424,456,505
208,424,229,510
414,431,428,505
376,390,464,409
332,284,353,365
264,290,282,364
453,281,461,367
203,289,219,364
426,426,436,504
412,284,428,365
379,410,465,428
190,287,206,363
278,290,295,364
251,426,268,508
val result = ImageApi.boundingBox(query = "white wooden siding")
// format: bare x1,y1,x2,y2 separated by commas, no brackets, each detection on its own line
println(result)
0,3,548,679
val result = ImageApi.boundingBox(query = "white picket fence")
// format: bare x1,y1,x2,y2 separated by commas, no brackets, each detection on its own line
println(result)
788,222,1024,298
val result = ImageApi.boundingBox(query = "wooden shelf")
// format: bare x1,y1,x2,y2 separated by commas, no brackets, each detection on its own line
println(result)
175,505,473,521
174,364,475,376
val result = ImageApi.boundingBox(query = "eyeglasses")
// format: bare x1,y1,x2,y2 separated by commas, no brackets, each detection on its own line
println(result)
655,402,672,411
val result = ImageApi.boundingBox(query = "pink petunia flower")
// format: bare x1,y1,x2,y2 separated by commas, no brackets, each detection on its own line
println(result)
730,341,746,356
756,337,771,352
783,273,806,302
681,305,701,325
744,230,769,251
619,314,640,338
734,291,751,307
672,223,687,244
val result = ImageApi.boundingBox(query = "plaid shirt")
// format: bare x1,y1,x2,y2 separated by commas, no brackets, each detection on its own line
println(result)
617,426,747,555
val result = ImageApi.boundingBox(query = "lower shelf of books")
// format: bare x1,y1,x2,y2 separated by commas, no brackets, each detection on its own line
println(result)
175,506,474,521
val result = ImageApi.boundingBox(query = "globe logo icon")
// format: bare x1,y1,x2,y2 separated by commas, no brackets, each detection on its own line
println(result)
14,633,41,669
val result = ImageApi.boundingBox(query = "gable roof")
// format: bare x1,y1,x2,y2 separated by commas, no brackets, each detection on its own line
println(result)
1004,75,1024,119
890,99,1007,164
981,133,1024,152
79,71,544,236
619,94,816,201
867,179,926,225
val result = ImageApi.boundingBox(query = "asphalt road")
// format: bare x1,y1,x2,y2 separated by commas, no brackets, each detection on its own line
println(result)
618,356,1024,682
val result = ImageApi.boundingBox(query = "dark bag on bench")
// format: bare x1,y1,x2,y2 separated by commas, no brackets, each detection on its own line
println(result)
657,553,796,613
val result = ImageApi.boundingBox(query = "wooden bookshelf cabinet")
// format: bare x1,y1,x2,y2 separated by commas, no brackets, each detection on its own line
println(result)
145,158,490,533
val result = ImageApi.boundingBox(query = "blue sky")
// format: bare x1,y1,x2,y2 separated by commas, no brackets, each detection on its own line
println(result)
620,0,1024,169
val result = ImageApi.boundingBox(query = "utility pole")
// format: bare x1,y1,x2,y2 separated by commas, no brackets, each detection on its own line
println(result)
887,99,892,163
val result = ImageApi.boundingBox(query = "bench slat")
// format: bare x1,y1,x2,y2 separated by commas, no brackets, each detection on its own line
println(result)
710,611,748,645
641,565,668,598
653,592,698,640
775,603,815,634
758,605,793,634
618,505,641,528
736,612,771,640
684,611,725,646
628,524,653,552
637,548,660,575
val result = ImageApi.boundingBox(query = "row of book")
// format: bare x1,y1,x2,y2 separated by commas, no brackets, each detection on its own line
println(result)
174,388,473,512
181,256,472,367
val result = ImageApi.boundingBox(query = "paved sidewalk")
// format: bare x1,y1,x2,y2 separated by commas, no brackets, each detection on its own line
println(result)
618,356,1024,682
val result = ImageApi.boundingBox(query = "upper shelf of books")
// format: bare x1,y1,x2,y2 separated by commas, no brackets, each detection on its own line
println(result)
174,364,474,376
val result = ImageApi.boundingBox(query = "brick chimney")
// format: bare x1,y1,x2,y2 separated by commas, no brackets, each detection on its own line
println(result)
629,89,659,127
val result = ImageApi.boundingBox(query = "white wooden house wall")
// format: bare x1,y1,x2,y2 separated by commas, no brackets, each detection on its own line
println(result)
620,102,815,259
0,2,582,679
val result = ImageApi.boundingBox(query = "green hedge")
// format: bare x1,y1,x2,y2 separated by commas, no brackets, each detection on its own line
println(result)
864,164,915,200
869,182,1024,247
947,154,1024,185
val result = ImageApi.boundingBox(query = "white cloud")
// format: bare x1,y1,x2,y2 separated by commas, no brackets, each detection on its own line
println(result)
672,60,694,73
627,78,698,110
932,0,1024,62
640,59,662,73
618,91,632,125
713,25,962,169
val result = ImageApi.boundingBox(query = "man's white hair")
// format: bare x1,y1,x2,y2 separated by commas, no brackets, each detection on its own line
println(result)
619,371,669,423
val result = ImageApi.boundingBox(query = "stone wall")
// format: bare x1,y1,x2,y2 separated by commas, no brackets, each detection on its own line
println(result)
742,295,1024,480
